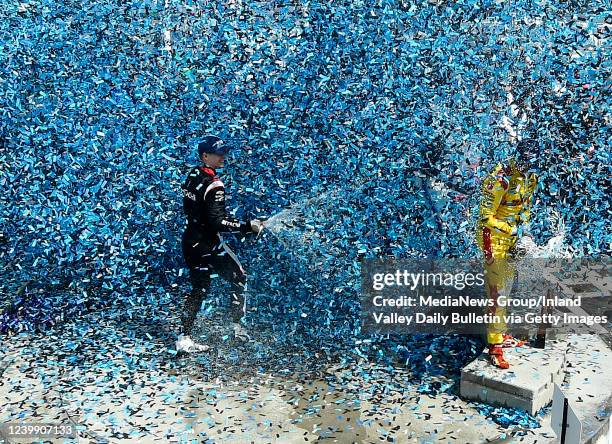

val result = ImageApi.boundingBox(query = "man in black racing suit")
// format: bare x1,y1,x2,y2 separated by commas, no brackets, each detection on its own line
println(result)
176,135,264,353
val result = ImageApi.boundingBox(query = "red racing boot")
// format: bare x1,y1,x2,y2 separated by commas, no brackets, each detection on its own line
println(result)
502,333,525,348
489,344,510,369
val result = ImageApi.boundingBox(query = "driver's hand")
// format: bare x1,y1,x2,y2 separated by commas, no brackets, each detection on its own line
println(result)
250,219,265,234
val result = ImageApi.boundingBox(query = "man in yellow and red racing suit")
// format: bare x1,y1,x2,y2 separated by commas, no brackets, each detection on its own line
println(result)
476,155,538,369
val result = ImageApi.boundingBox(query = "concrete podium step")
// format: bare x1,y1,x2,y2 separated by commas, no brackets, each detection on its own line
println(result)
460,338,570,415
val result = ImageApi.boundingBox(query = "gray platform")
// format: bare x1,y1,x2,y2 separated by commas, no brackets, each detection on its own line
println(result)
461,259,611,417
460,338,570,415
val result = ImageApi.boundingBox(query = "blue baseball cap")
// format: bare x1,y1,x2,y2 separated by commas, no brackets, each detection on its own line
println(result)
515,138,543,172
198,136,232,156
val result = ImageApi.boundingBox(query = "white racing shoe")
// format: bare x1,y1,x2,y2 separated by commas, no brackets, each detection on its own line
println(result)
232,322,251,342
176,335,210,353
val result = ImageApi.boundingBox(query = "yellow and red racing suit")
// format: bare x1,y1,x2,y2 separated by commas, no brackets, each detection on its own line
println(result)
476,158,538,345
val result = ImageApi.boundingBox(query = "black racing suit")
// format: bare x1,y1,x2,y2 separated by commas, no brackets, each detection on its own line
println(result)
180,165,253,335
